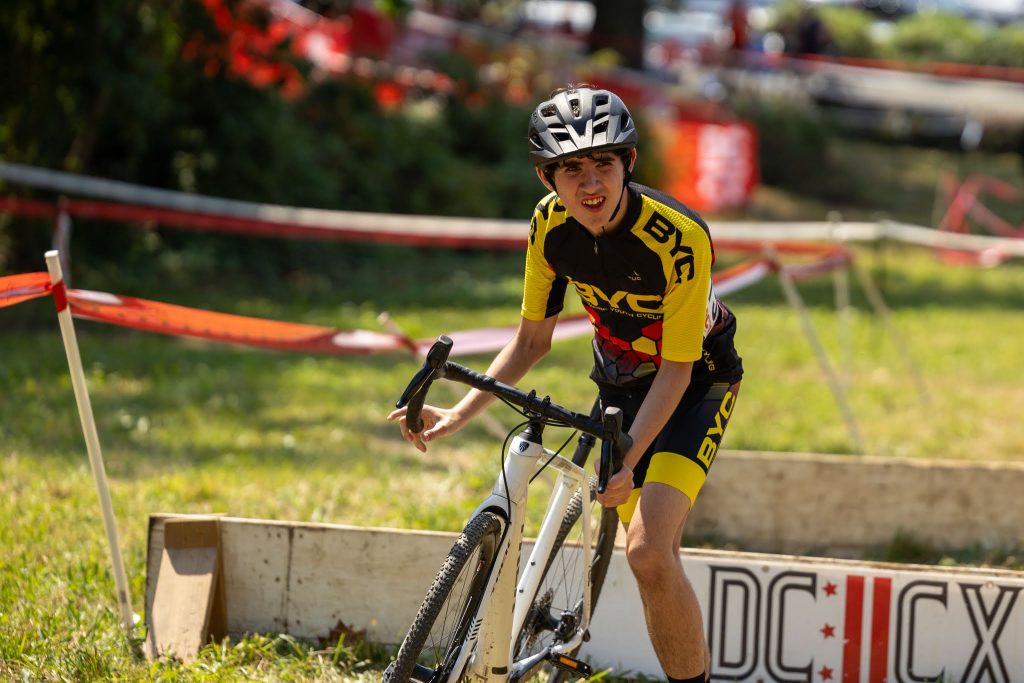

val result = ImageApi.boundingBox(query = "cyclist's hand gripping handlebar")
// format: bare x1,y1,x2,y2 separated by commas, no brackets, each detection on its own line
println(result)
597,407,631,494
396,336,453,433
397,335,631,489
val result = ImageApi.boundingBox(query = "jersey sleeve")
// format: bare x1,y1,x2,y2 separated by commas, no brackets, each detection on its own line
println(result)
660,226,713,363
521,198,567,320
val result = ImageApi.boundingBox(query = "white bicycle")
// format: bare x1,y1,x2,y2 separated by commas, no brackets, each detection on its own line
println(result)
384,336,631,683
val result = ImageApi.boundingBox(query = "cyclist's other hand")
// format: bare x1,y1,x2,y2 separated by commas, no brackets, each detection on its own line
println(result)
386,404,457,453
595,463,634,508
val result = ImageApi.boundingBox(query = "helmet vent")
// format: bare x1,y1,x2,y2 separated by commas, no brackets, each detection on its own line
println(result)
528,87,638,165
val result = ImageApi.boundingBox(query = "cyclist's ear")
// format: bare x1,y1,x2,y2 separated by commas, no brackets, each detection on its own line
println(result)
535,166,555,193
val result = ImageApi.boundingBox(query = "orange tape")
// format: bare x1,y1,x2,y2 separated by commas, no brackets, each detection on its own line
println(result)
65,289,407,355
0,272,52,309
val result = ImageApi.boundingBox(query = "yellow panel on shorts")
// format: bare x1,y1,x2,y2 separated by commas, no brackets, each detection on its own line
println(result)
616,452,708,523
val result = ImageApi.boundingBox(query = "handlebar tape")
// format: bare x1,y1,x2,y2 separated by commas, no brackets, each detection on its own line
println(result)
597,407,630,494
397,336,453,433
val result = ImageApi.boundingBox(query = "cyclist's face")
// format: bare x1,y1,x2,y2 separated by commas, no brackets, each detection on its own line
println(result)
539,150,635,235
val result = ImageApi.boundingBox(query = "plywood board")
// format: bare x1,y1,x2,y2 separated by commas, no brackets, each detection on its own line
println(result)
144,518,224,661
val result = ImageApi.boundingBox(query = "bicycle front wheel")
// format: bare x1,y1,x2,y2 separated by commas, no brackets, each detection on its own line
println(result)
386,511,504,683
513,479,619,682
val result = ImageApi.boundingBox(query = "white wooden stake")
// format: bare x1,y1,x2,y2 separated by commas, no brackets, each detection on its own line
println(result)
774,259,866,453
834,265,852,387
849,257,931,405
44,250,134,638
830,216,852,387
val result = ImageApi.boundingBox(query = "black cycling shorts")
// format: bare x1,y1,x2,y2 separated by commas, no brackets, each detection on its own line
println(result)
597,380,740,523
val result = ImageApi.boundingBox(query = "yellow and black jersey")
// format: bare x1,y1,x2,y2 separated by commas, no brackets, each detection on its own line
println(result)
522,182,743,388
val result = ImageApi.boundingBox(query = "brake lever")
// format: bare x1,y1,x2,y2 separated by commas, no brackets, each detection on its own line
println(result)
396,336,453,433
597,407,630,494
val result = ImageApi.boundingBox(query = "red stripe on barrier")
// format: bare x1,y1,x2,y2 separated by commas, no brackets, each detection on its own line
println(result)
52,280,68,313
869,578,892,683
784,251,853,281
2,195,864,259
61,199,527,250
0,197,58,219
843,575,865,682
0,272,53,308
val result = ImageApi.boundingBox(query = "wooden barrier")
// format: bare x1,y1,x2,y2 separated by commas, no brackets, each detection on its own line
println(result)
145,512,1024,679
689,450,1024,555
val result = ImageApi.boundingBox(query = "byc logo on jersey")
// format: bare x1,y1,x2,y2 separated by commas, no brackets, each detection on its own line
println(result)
696,390,735,469
641,213,695,283
572,281,661,313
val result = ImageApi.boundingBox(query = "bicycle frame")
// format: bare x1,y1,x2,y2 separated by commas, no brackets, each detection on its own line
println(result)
392,336,630,683
450,426,593,683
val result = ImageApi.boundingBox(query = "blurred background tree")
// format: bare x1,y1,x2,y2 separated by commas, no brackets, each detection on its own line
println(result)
589,0,646,69
0,0,543,276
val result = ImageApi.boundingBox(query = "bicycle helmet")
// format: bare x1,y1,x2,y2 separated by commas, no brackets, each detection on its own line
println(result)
528,86,638,167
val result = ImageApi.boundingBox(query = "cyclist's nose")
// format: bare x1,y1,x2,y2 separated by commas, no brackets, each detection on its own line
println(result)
579,166,600,189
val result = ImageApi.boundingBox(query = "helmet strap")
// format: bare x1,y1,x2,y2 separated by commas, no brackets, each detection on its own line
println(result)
604,151,633,230
603,184,627,233
621,148,634,186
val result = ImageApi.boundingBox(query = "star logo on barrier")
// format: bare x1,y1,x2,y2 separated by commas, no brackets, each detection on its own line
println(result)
823,581,838,597
819,665,834,681
821,623,835,639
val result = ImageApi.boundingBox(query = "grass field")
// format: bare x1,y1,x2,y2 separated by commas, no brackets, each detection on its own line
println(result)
2,235,1023,680
4,131,1024,680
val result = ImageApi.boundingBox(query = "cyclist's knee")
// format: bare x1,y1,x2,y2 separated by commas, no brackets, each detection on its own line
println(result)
625,534,679,584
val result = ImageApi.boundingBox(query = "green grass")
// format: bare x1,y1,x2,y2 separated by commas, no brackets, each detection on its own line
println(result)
2,236,1024,679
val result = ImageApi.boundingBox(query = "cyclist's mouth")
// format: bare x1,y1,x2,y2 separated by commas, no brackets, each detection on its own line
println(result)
580,196,605,213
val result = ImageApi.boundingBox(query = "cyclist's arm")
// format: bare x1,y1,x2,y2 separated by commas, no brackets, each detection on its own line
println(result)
597,358,693,506
449,314,559,423
620,358,693,471
388,314,558,451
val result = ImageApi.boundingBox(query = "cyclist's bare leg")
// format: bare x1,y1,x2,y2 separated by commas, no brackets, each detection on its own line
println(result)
623,482,708,680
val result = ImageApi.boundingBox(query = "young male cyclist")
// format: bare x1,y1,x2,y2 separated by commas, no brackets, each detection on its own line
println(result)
389,84,743,683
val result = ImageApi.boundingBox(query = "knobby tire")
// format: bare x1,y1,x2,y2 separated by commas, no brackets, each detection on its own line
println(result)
386,511,504,683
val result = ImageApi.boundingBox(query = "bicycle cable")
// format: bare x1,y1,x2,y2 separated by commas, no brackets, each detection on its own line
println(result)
529,430,577,484
494,394,582,516
495,394,575,430
499,419,531,521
